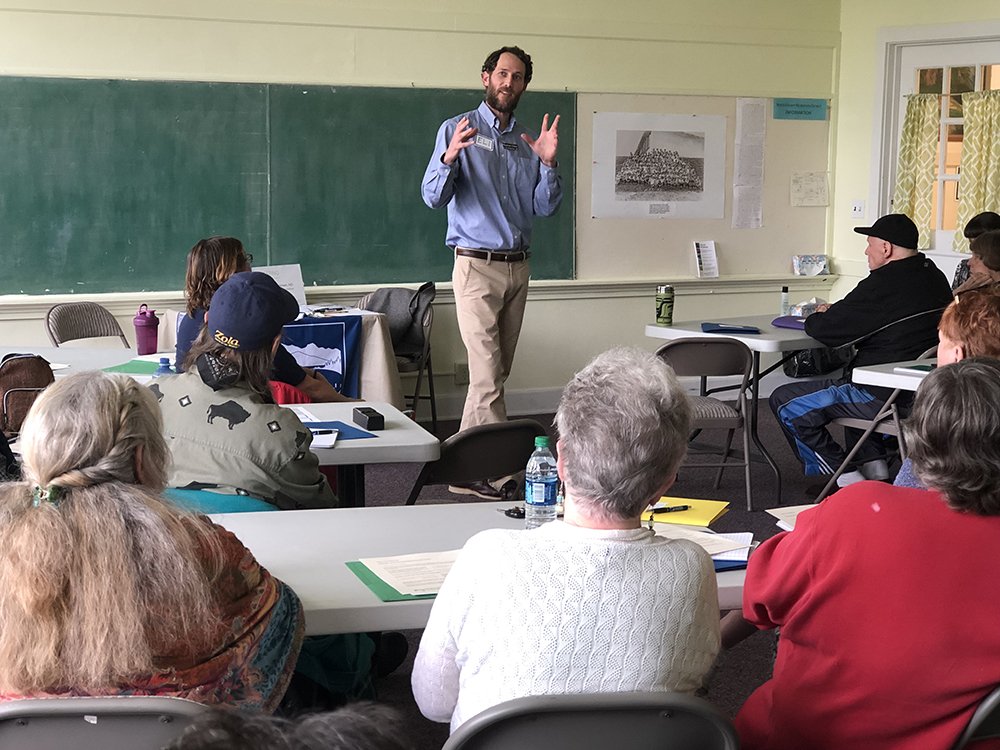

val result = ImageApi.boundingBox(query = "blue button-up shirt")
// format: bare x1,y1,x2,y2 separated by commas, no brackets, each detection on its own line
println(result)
421,101,563,251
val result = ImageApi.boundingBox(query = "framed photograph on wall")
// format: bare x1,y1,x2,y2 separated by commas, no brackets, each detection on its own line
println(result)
591,112,726,219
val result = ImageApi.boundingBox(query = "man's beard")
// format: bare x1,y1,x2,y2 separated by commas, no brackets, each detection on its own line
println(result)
485,84,521,114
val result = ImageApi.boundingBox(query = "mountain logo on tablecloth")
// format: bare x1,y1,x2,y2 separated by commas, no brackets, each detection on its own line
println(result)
284,342,343,374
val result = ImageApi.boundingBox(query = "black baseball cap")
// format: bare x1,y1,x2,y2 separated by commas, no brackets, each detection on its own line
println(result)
207,272,298,351
854,213,918,250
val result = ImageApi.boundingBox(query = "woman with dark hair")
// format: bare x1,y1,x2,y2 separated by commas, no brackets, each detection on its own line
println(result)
951,211,1000,290
730,358,1000,750
0,370,303,711
954,229,1000,293
159,271,336,510
178,236,348,402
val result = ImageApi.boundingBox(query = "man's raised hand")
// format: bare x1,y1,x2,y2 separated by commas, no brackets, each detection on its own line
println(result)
521,113,560,167
442,117,478,165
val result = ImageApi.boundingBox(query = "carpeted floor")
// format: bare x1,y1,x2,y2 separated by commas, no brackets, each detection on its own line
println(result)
361,404,841,749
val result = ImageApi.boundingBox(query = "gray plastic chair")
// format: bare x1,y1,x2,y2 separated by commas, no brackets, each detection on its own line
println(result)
656,337,754,511
45,302,130,348
441,692,739,750
815,345,938,502
406,419,547,505
357,283,437,432
953,684,1000,749
0,695,206,750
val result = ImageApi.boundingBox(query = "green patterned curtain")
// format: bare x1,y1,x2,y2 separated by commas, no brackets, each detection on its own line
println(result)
892,94,940,250
954,90,1000,253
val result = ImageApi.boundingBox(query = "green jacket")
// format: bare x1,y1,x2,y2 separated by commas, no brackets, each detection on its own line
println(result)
154,370,337,510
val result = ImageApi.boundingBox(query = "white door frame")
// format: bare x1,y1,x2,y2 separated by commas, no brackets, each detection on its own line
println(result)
870,21,1000,220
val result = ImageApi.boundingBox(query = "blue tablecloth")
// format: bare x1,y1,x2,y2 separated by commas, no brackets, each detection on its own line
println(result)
282,315,363,398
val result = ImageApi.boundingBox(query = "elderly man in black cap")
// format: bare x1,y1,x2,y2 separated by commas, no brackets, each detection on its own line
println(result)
769,213,953,488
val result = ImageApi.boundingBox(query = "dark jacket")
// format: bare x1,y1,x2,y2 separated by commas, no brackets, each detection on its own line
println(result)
804,253,952,369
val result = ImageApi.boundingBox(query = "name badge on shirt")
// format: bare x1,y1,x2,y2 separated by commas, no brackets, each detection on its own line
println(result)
474,134,494,152
501,141,518,152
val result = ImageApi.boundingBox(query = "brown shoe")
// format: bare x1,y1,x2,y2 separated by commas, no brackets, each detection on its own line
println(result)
448,480,504,500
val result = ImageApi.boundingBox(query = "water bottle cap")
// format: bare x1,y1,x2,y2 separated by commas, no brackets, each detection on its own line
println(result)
534,436,550,448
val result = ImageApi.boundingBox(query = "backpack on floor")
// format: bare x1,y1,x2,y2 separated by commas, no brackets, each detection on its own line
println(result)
0,353,54,437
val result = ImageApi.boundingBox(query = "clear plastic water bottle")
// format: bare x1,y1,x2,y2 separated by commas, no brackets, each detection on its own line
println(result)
780,285,790,316
525,436,558,529
153,357,174,377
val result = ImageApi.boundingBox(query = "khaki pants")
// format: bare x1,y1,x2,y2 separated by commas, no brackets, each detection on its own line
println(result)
452,253,530,431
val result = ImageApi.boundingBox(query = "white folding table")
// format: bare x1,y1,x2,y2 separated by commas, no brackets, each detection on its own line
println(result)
0,347,438,507
293,401,439,507
1,310,405,406
851,360,932,392
645,315,820,502
211,502,747,636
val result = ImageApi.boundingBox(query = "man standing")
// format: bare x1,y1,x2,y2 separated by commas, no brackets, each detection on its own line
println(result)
422,46,562,498
769,214,952,487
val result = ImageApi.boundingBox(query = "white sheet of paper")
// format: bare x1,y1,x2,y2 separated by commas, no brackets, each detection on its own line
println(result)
360,550,461,596
694,240,720,278
736,97,767,147
790,171,829,207
309,430,338,449
765,503,817,531
49,363,70,371
652,523,751,556
735,142,764,186
285,405,321,423
133,353,171,363
712,532,754,562
732,185,763,228
255,264,307,306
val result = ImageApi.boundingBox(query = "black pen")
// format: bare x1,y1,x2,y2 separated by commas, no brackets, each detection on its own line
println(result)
652,505,691,514
310,429,336,435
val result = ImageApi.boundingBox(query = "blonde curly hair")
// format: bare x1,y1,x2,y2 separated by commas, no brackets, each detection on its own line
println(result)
0,372,222,692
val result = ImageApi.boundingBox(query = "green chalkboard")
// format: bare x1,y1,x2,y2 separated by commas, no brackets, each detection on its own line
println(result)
0,77,268,294
268,86,575,285
0,77,575,294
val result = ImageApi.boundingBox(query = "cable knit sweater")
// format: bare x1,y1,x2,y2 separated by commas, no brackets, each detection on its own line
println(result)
411,521,720,732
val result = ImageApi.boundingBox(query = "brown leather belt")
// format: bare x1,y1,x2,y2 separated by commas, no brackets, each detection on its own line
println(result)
455,247,531,263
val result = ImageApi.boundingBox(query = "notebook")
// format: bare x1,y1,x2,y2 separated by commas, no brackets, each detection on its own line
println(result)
771,315,808,330
701,322,762,334
892,363,935,375
640,497,730,527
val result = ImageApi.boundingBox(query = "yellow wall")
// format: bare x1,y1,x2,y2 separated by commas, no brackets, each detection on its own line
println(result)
0,2,839,94
0,1,844,412
830,0,1000,292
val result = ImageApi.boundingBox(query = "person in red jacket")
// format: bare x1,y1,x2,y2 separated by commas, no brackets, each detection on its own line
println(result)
733,358,1000,750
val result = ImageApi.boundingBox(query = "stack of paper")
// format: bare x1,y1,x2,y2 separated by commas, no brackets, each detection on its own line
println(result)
652,524,753,571
712,532,754,571
765,504,817,531
347,550,459,602
640,497,730,527
309,429,339,449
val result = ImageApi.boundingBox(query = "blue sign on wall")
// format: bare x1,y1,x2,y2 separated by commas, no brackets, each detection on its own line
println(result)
773,98,828,121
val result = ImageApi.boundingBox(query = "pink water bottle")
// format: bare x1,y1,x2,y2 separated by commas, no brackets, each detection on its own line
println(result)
133,304,159,356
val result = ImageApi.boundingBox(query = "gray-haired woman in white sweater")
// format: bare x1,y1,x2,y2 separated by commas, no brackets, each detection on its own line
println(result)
412,347,720,733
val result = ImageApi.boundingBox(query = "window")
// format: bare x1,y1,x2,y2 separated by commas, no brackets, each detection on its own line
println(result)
876,33,1000,255
911,64,1000,234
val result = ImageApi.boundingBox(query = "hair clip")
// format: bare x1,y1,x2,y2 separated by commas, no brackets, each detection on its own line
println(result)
31,485,63,508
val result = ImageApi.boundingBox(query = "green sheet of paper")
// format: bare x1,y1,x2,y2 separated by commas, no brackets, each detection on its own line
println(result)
102,359,159,375
345,561,436,602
